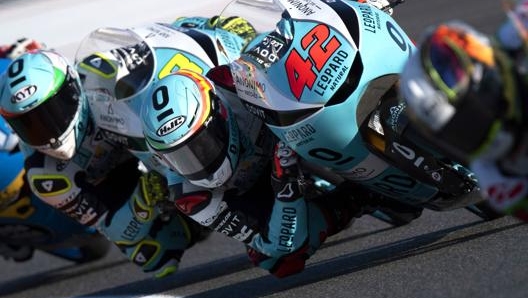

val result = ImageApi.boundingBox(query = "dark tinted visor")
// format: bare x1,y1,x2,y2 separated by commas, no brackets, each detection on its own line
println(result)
158,114,229,180
6,69,81,147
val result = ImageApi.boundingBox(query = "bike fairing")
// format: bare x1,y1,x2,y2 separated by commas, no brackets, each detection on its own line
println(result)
228,0,481,209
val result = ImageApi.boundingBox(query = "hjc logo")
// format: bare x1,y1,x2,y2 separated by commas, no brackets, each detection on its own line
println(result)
12,85,37,103
156,115,186,136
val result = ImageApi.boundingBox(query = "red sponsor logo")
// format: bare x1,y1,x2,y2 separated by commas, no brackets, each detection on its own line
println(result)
486,181,527,205
285,24,341,99
174,191,211,215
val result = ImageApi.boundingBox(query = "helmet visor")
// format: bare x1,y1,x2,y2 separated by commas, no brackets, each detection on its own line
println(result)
5,69,82,147
156,114,229,181
422,36,469,100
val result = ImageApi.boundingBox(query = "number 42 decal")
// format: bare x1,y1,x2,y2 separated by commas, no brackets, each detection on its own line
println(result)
285,24,341,100
284,21,412,100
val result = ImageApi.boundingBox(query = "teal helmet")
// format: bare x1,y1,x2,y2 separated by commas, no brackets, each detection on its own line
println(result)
141,69,240,188
0,50,87,160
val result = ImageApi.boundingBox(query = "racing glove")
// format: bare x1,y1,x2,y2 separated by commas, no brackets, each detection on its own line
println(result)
246,195,356,278
116,214,193,278
98,171,208,278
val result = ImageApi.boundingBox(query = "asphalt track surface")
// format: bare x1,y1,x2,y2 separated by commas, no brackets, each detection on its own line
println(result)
0,1,527,298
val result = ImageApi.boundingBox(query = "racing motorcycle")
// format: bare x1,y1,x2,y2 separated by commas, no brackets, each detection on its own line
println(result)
0,58,111,263
207,0,501,225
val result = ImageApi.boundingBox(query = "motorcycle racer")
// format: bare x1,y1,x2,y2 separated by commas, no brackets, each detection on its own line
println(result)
399,0,528,221
0,38,111,264
0,125,111,263
72,16,263,277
